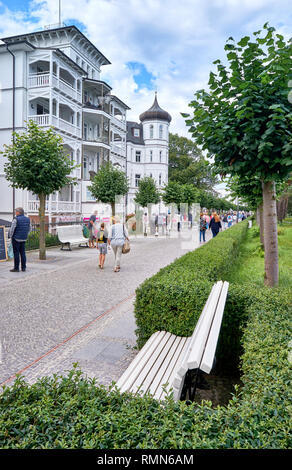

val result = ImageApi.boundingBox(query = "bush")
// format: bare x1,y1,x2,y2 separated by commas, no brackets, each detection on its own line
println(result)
0,284,291,449
1,219,291,449
26,230,60,251
135,221,249,370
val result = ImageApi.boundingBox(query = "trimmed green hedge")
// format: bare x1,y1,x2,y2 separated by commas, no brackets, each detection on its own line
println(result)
1,219,291,449
135,221,249,372
0,286,291,448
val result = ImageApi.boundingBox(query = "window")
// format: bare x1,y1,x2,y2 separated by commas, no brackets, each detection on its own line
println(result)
150,173,153,178
159,173,162,186
136,151,141,163
159,151,162,162
135,174,141,187
159,124,163,139
133,128,140,137
150,125,153,139
150,150,153,162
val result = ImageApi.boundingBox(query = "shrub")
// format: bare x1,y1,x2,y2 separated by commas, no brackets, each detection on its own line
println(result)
0,284,291,449
26,230,60,251
135,221,249,366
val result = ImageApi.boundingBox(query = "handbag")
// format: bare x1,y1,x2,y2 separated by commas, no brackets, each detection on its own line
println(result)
122,224,130,254
8,242,14,259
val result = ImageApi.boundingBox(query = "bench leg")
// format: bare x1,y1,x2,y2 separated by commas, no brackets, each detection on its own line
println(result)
61,243,71,251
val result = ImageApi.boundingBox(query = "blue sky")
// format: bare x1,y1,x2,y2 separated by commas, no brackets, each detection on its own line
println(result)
1,0,292,195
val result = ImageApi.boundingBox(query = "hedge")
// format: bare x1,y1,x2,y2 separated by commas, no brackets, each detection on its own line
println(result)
0,286,291,448
135,220,249,372
1,220,291,448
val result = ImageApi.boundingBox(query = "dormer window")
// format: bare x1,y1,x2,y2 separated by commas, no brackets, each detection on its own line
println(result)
133,128,140,137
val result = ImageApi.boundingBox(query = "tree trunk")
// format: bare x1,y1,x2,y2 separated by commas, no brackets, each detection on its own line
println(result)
259,202,264,247
111,202,115,218
38,193,46,260
262,181,278,287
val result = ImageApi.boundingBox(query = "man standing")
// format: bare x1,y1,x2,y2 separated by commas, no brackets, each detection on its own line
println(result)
88,210,98,248
8,207,31,272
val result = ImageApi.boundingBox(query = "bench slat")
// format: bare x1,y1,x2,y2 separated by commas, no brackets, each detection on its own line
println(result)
172,282,223,389
200,281,229,373
146,335,186,398
157,337,191,401
128,332,176,395
186,281,224,370
116,331,166,393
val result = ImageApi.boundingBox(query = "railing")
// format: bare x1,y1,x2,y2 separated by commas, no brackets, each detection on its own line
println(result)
29,114,81,137
28,73,82,103
111,143,126,157
111,115,127,131
83,135,110,146
29,114,50,126
27,200,81,213
28,73,50,87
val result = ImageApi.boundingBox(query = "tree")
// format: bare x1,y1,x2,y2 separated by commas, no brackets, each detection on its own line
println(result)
183,24,292,286
134,176,160,209
2,120,76,260
169,133,218,191
88,162,128,217
162,181,199,212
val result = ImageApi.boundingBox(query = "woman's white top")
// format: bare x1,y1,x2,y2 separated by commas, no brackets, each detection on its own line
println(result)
108,223,129,246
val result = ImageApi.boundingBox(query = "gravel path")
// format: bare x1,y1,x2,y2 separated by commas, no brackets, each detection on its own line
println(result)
0,231,210,388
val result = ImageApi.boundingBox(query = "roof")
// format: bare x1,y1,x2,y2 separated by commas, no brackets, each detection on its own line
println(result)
126,121,144,145
139,93,171,123
1,25,111,66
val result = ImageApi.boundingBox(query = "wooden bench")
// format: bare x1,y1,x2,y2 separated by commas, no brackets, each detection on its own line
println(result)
116,280,229,402
56,225,89,251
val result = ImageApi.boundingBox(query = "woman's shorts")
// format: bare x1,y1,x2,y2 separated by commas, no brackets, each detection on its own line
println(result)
98,243,107,254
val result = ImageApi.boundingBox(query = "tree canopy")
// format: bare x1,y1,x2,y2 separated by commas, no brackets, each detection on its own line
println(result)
88,162,129,216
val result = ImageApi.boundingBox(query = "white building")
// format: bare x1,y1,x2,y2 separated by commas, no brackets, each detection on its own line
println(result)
126,93,171,214
0,24,129,224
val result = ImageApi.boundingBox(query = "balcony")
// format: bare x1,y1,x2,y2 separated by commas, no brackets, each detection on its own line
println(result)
111,143,126,157
29,114,81,138
110,114,127,132
27,200,81,214
28,73,82,103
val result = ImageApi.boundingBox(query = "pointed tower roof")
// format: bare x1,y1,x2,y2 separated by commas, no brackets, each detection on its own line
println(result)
139,92,172,123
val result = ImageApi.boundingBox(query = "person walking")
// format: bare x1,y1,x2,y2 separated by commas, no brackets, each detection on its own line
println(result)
199,213,207,243
108,216,129,272
203,212,210,229
209,212,222,238
88,210,98,248
8,207,31,272
227,213,233,228
96,222,108,270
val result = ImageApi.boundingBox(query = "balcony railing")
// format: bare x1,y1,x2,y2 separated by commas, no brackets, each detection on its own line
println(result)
29,114,81,138
83,135,110,146
28,73,82,103
27,200,81,214
111,115,127,131
111,143,126,157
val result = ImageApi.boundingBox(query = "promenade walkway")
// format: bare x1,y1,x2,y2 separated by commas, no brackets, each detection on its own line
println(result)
0,232,211,389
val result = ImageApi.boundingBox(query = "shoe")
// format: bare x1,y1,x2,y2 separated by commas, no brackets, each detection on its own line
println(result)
22,269,26,272
10,268,19,272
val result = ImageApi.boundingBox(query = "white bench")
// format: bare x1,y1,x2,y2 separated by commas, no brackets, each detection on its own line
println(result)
56,225,89,251
116,280,229,402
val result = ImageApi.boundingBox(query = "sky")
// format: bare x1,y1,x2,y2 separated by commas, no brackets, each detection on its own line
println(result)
1,0,292,197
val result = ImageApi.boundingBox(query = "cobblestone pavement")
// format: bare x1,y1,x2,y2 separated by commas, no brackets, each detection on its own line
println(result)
0,231,211,389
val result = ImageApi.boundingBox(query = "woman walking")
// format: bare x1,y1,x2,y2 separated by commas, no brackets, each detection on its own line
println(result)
199,213,207,243
96,222,108,269
108,216,129,272
209,212,222,238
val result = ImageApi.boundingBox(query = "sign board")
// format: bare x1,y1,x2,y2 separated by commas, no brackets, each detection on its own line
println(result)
0,226,8,262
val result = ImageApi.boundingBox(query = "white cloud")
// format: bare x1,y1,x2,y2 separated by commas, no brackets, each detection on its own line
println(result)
0,0,292,140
